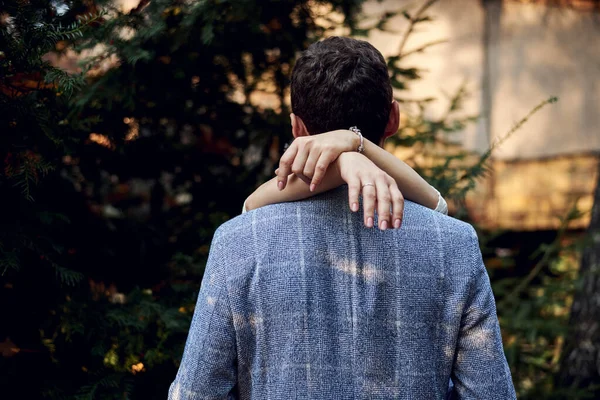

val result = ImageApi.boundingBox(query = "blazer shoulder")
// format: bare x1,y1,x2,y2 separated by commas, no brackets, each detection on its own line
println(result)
434,212,477,240
404,201,477,241
210,213,254,252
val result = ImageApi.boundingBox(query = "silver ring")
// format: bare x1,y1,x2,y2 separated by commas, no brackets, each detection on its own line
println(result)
362,183,375,188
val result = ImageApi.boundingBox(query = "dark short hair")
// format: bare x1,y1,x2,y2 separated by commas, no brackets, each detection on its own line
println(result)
291,36,393,144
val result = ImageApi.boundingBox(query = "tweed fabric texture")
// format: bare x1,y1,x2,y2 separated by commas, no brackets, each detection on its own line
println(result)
169,187,516,399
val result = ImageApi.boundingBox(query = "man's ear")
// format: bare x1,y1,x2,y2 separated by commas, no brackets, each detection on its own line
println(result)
291,113,310,138
382,100,400,143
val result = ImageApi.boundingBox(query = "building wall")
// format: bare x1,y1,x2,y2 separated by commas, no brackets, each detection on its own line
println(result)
468,155,599,230
364,0,600,158
490,1,600,160
364,0,600,230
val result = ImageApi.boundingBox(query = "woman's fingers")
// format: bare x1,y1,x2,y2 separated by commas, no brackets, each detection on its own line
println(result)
375,174,392,230
347,176,361,213
310,150,336,191
355,174,403,230
290,143,311,184
302,147,321,187
277,142,299,190
277,135,346,191
389,179,405,229
361,182,376,228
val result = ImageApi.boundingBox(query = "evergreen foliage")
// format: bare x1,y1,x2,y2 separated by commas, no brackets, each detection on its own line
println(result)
1,0,364,398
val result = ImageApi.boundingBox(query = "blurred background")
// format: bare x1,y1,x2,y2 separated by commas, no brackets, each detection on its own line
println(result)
1,0,599,398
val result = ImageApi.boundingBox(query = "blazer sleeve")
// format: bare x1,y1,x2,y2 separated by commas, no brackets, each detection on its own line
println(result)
168,230,238,400
451,229,516,399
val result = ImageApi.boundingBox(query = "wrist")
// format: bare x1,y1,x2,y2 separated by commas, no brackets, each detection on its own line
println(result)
337,129,360,153
336,152,363,177
348,126,364,153
333,153,350,183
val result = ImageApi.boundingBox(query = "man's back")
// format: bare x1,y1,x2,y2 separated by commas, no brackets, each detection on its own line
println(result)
169,187,516,399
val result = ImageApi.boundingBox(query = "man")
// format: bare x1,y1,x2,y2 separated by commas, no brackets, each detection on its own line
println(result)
169,37,516,399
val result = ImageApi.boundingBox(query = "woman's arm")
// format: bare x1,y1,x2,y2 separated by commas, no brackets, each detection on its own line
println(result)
273,130,443,210
244,172,342,212
245,152,405,230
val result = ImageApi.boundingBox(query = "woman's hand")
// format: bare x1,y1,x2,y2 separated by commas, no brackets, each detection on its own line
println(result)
276,129,357,191
334,152,405,230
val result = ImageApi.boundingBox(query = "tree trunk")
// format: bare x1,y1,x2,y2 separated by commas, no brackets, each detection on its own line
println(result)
558,158,600,394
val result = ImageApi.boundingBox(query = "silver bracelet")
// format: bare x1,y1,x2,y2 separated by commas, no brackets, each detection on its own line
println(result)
349,126,364,153
431,186,448,215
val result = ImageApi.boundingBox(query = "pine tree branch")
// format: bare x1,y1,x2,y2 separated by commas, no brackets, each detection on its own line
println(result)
398,39,447,60
397,0,439,57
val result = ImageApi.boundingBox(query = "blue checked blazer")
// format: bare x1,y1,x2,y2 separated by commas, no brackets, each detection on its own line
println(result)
169,187,516,399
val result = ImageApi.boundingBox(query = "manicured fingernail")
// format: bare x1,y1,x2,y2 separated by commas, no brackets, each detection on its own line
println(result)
310,183,316,192
351,202,358,212
380,220,388,231
367,217,373,228
277,181,284,190
394,219,401,229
